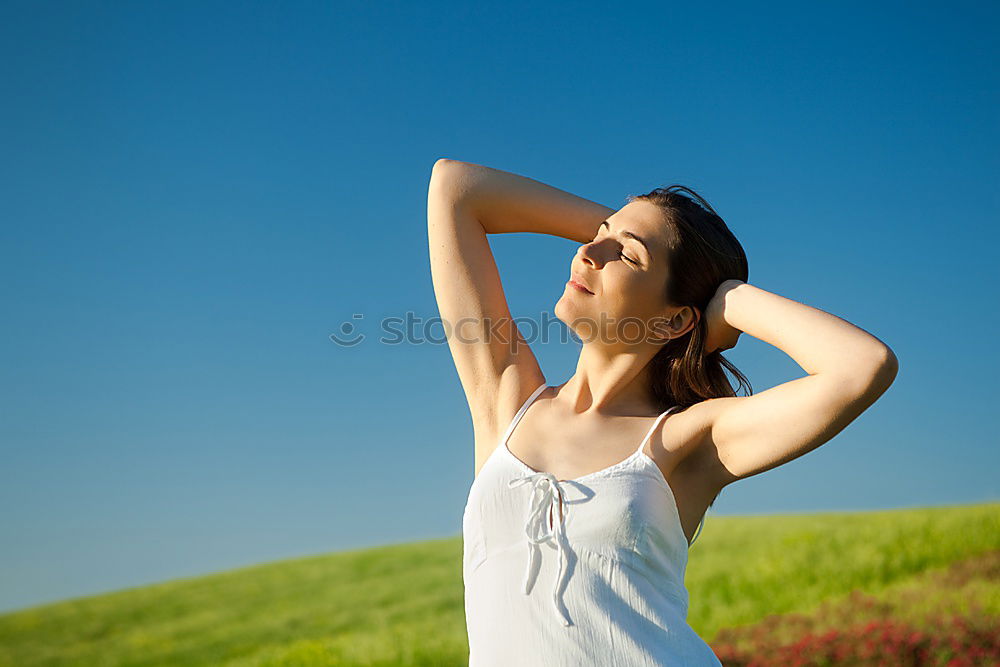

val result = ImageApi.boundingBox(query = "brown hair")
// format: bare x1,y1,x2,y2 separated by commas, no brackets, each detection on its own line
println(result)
626,185,753,411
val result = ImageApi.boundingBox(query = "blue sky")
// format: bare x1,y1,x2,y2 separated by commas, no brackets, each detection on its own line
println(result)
1,0,997,613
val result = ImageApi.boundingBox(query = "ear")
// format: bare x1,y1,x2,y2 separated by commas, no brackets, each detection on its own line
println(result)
648,312,674,342
679,305,702,339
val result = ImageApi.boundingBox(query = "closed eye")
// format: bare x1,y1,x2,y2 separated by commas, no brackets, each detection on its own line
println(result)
594,221,643,267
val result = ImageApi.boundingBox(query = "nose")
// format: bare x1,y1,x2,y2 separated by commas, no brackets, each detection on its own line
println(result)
578,241,606,269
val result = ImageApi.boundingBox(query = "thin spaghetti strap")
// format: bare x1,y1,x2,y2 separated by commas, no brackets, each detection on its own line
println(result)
689,513,707,547
635,405,680,454
498,382,548,449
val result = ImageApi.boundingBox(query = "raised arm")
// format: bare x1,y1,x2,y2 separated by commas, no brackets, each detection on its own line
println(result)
430,159,614,240
690,280,899,489
426,159,613,470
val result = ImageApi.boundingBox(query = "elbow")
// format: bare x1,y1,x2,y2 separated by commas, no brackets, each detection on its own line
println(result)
881,346,899,387
822,345,898,398
430,158,468,191
865,345,899,394
429,159,481,215
432,157,466,176
430,158,453,180
430,158,451,181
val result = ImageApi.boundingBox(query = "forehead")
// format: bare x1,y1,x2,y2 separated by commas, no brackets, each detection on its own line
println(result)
611,200,671,244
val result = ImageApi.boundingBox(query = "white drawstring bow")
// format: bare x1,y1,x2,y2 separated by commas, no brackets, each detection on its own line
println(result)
508,472,573,627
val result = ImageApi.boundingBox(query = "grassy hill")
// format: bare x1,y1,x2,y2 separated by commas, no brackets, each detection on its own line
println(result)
1,502,997,666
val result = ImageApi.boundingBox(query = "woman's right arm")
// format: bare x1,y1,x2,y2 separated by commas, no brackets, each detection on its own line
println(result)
426,159,613,467
434,159,616,241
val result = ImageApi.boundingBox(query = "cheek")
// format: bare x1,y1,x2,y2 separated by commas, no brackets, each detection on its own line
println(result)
604,273,655,315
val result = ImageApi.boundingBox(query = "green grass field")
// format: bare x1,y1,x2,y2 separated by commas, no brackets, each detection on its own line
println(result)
1,502,996,666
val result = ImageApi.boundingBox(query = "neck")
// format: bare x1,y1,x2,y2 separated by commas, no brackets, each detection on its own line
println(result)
556,342,661,416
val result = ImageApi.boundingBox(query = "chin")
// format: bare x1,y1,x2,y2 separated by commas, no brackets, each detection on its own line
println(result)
553,295,575,324
554,297,597,341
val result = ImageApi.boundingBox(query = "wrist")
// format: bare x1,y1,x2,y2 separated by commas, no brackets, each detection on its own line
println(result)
720,280,749,328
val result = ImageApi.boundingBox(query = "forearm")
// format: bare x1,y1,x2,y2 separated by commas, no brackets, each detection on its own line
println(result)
431,158,614,243
721,281,898,387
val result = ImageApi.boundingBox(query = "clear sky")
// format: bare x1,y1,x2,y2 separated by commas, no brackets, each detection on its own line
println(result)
1,1,997,614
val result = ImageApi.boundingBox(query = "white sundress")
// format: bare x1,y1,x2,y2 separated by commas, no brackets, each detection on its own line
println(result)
462,382,721,666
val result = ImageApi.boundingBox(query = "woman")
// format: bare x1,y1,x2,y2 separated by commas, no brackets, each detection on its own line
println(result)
426,159,898,666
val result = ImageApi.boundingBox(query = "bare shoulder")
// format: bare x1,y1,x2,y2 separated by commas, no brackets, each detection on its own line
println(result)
651,398,734,496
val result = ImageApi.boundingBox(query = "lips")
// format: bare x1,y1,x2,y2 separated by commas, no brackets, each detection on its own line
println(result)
568,275,594,294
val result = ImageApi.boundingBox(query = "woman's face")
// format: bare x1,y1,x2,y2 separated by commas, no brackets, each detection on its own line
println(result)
555,199,675,345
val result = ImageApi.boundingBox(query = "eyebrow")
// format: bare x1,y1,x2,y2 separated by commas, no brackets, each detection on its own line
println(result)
599,220,651,261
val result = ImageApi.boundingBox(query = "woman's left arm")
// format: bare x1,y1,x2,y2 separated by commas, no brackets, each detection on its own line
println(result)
695,280,899,488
